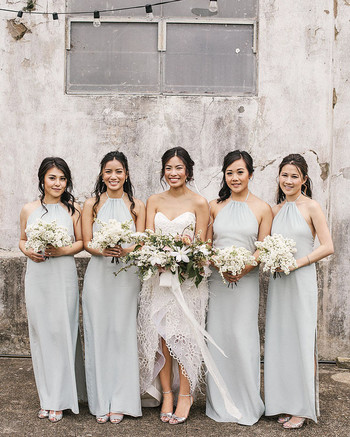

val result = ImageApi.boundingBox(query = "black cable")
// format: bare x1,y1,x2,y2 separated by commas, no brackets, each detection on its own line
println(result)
0,0,183,16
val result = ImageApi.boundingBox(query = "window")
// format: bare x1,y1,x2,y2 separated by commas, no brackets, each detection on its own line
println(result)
66,1,258,95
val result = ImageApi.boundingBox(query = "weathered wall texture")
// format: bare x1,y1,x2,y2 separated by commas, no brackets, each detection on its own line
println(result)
0,1,349,358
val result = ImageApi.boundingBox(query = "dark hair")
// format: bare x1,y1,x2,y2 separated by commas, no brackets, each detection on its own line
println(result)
92,151,136,218
160,147,194,186
217,150,254,203
277,153,313,204
38,157,78,217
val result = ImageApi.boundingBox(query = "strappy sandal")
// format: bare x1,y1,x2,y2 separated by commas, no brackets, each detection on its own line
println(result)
48,410,63,423
160,390,173,423
38,409,49,419
96,413,109,424
169,393,193,425
277,414,292,424
110,413,124,424
283,416,307,429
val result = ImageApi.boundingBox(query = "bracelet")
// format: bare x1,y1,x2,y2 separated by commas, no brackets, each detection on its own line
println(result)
306,255,311,265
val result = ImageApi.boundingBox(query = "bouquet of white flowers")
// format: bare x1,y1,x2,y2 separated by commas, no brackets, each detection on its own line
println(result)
255,234,297,277
88,218,134,263
210,245,257,286
116,226,211,287
25,219,72,254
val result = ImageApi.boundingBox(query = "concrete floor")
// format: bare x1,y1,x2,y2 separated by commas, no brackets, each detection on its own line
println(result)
1,359,349,437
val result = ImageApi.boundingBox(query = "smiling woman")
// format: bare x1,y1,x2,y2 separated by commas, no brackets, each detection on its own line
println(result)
81,151,145,424
19,157,85,423
206,150,273,425
264,153,334,430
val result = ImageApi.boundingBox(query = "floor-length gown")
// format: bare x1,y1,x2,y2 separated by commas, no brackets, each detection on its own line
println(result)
83,196,142,418
25,204,85,413
206,198,265,425
138,212,241,420
264,200,318,422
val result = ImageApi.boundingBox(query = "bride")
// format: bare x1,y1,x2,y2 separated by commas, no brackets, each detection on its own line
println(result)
137,147,241,425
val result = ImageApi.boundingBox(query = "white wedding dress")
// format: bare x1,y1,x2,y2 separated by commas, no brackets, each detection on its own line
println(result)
137,212,241,419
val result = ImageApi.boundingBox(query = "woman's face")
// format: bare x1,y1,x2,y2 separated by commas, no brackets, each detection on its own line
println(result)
164,156,187,188
44,166,67,199
102,159,127,191
279,164,306,197
225,158,251,194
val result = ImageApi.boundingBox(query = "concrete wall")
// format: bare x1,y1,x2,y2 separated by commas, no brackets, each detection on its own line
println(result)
0,1,349,358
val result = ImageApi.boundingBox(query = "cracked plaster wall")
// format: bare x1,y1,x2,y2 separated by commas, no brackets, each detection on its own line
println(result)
0,1,349,358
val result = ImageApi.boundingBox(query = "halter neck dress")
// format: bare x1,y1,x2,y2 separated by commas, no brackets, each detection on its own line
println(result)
206,194,265,425
264,198,318,422
82,195,142,418
25,203,86,413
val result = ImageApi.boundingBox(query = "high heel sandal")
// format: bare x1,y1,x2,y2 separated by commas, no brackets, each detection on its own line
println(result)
283,416,307,429
48,410,63,423
277,415,292,424
160,390,173,423
169,393,193,425
38,409,49,419
110,413,124,424
96,414,109,424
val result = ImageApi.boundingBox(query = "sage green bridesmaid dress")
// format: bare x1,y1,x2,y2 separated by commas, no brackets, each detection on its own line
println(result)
206,196,264,425
82,196,142,418
25,204,85,413
264,199,318,422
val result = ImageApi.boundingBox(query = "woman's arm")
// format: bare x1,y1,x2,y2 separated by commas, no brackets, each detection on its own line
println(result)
19,203,45,263
194,197,210,241
294,200,334,269
145,195,158,231
82,198,106,256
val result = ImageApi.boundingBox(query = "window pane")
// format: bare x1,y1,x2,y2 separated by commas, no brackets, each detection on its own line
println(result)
67,22,159,93
165,0,257,19
163,23,256,95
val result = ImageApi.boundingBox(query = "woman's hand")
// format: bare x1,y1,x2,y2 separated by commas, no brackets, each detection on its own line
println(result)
27,248,45,263
223,265,252,283
102,245,127,258
44,245,66,258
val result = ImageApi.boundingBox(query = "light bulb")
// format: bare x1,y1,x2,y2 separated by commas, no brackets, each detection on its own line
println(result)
209,1,218,13
93,11,101,28
52,12,59,27
14,11,23,24
145,4,154,20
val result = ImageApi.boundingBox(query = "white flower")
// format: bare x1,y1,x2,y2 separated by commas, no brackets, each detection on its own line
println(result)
170,247,191,263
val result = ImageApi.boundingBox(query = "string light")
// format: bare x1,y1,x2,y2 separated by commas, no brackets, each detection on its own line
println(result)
52,12,59,26
209,1,218,13
145,4,154,20
14,10,23,24
0,1,183,21
93,10,101,28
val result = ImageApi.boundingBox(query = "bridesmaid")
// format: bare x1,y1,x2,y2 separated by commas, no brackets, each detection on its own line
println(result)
264,154,334,429
82,151,145,424
19,157,84,422
206,150,273,425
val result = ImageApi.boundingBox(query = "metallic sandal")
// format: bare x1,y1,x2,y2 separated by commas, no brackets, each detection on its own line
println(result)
48,410,63,423
160,390,173,423
169,394,193,425
96,414,109,424
283,417,307,429
277,415,292,424
38,409,49,419
110,413,124,424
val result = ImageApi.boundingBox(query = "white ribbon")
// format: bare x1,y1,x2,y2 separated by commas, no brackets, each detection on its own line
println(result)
159,270,242,420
